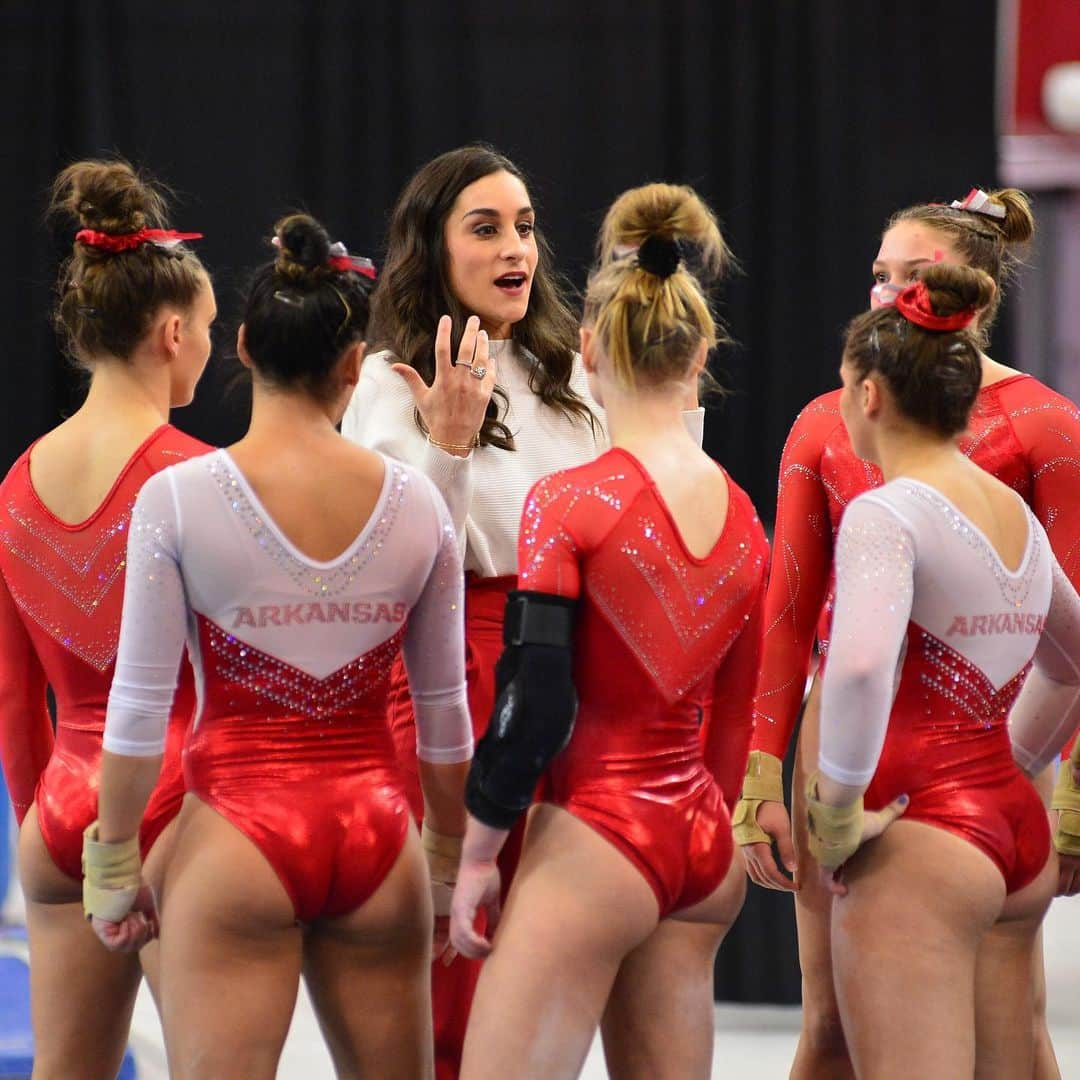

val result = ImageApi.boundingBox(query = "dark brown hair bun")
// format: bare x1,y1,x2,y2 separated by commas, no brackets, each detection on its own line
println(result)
47,159,206,364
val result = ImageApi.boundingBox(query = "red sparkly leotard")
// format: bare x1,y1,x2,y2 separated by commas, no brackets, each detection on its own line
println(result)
517,448,769,916
820,480,1080,892
0,425,208,878
103,450,471,923
752,374,1080,761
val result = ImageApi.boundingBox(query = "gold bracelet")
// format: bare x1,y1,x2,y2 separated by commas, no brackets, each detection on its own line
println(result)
427,431,480,452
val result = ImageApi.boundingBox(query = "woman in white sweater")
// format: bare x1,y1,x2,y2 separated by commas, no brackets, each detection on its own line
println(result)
342,148,708,1078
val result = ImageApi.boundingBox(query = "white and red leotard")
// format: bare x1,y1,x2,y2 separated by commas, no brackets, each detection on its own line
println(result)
103,450,472,921
821,479,1080,891
752,375,1080,763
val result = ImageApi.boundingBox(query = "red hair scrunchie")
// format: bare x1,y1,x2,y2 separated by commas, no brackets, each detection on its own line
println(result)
894,281,977,332
75,227,203,252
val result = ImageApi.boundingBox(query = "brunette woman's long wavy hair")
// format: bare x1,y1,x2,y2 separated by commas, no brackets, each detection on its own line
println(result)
366,145,595,449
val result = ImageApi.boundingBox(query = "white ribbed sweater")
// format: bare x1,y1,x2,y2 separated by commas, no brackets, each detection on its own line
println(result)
341,343,704,578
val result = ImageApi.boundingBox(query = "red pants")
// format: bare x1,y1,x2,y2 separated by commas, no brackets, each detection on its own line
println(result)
386,575,522,1080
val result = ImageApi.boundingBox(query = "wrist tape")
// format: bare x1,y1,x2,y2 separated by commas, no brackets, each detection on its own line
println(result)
742,750,784,800
422,823,463,917
82,821,141,922
805,773,863,870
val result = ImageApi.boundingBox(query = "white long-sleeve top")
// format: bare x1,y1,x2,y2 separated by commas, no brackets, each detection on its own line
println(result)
341,343,705,578
104,451,471,764
820,479,1080,787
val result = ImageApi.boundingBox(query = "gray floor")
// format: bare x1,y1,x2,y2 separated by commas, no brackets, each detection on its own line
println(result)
118,895,1080,1078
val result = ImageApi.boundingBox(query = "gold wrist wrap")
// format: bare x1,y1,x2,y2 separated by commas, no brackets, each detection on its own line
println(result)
741,751,784,801
422,824,463,917
82,822,141,922
805,773,863,870
732,751,784,847
1051,760,1080,859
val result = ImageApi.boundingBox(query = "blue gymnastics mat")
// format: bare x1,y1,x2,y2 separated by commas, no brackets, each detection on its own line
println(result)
0,955,137,1079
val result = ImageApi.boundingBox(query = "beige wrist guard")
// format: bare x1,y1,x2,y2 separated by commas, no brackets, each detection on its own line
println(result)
1051,761,1080,859
82,822,141,922
805,773,863,870
732,751,784,847
422,823,463,917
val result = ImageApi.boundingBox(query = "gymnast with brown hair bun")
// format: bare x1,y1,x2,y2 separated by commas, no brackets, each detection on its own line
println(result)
0,158,214,1078
84,213,472,1078
449,182,766,1080
737,186,1080,1080
809,262,1080,1078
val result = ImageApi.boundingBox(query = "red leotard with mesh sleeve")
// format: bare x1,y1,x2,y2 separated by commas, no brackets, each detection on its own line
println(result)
752,374,1080,762
0,425,209,878
821,481,1080,892
104,450,471,922
517,448,768,916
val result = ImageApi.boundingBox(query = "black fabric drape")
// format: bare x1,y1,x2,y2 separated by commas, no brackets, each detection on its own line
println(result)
3,2,997,1003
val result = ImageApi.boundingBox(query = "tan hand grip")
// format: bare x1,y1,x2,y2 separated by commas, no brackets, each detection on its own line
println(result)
804,773,863,870
82,822,141,922
422,823,463,917
1051,762,1080,859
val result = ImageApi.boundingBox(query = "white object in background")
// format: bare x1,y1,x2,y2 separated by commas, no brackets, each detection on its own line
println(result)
1043,62,1080,133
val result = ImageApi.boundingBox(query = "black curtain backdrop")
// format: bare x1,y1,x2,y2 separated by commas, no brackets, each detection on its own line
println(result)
4,2,998,1004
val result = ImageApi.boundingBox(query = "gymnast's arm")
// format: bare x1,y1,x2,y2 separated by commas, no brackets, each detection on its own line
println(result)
83,473,186,945
450,474,582,957
1007,556,1080,888
400,485,474,916
1009,557,1080,777
705,574,766,814
812,498,913,887
98,472,188,841
749,402,837,762
0,570,53,824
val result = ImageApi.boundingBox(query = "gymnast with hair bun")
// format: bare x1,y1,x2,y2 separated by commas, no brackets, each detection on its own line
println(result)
805,262,1080,1078
736,187,1080,1080
0,158,213,1078
83,214,472,1078
448,183,767,1080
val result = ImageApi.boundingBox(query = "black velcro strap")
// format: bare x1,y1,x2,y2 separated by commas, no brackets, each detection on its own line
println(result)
503,591,576,648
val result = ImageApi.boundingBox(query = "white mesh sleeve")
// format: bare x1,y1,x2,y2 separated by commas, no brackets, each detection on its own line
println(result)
103,471,188,757
819,497,916,787
402,487,472,764
1009,557,1080,775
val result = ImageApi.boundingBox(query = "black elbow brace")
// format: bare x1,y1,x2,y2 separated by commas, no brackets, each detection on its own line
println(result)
465,591,578,830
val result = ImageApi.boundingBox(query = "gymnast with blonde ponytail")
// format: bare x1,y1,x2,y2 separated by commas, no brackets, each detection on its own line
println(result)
449,183,768,1080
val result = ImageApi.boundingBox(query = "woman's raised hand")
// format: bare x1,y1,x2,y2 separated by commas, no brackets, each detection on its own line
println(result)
391,315,499,456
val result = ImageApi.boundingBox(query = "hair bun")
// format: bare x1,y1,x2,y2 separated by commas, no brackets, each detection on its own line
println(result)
919,262,995,319
986,187,1035,246
636,235,682,278
49,159,167,237
598,182,731,281
275,214,332,280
